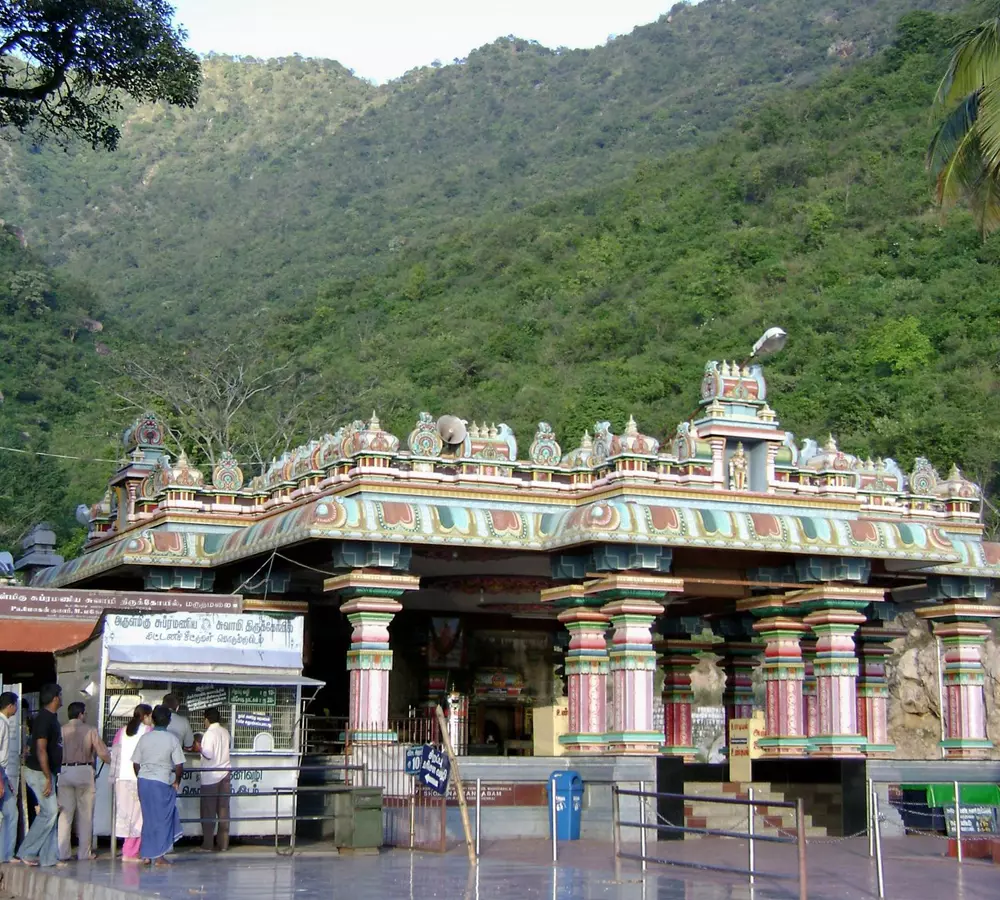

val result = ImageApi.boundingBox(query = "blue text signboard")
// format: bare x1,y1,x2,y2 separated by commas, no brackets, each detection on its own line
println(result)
417,744,451,795
405,746,423,775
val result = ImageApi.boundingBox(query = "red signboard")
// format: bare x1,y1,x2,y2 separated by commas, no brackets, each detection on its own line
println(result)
443,782,548,807
0,587,242,621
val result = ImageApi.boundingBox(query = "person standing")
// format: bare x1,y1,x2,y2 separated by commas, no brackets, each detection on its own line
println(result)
17,684,62,868
162,694,194,750
110,704,152,862
198,707,231,852
0,691,19,863
132,706,184,866
57,702,110,862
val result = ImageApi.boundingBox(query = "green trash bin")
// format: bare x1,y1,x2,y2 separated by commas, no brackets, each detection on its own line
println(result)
333,787,383,849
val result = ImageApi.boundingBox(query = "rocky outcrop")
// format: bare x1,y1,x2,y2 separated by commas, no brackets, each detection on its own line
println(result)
886,614,943,758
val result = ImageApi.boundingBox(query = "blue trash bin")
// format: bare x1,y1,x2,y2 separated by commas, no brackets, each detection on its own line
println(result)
549,771,584,840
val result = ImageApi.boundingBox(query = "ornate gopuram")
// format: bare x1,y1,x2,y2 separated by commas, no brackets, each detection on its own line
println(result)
29,359,1000,787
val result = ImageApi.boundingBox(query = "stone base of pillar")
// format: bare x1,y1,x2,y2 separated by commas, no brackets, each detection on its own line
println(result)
559,733,608,753
941,738,993,759
659,744,697,760
808,735,867,758
605,732,663,754
757,736,810,757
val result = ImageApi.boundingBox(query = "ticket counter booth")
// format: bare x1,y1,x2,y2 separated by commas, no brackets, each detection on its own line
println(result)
56,611,322,839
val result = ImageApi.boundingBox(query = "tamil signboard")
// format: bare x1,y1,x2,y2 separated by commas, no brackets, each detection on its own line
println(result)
0,586,241,620
728,711,765,783
416,745,451,796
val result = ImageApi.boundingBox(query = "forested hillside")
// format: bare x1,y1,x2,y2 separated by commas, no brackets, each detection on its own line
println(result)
268,10,1000,502
0,232,114,551
2,2,1000,551
0,0,959,333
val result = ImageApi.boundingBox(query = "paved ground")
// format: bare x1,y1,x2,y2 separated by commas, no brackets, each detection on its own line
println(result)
0,836,996,900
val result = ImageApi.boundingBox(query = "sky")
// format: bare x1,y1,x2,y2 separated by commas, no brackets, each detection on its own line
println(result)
169,0,673,84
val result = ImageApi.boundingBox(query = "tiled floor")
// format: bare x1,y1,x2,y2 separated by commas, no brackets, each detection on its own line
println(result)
2,836,996,900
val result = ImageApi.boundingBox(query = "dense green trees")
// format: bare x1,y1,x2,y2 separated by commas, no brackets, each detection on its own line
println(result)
0,0,200,150
4,1,1000,551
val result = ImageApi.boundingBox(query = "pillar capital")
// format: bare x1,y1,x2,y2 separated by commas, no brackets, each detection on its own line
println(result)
542,583,590,607
584,572,683,606
323,569,421,599
916,602,1000,630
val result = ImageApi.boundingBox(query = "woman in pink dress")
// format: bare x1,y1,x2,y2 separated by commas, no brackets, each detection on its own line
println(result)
109,704,152,861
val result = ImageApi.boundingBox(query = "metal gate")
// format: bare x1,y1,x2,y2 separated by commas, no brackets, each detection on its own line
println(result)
346,715,460,852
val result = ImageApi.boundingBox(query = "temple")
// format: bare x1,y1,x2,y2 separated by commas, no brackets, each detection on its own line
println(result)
24,358,1000,762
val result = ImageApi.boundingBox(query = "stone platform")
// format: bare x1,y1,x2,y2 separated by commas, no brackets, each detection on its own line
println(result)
0,837,996,900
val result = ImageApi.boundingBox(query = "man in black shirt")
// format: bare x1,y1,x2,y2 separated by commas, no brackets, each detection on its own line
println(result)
17,684,62,867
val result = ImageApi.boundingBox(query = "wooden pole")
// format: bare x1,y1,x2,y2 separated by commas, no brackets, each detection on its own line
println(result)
435,704,476,865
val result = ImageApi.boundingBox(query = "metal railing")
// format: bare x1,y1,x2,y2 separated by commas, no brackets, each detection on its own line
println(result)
302,713,471,757
109,761,366,858
612,784,808,900
866,777,1000,900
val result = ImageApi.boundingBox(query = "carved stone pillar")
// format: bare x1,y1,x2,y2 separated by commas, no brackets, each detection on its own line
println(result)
324,571,420,738
918,604,1000,759
802,607,867,757
584,574,683,753
856,626,902,755
658,637,714,759
801,639,818,739
721,641,760,725
544,584,611,753
752,615,810,756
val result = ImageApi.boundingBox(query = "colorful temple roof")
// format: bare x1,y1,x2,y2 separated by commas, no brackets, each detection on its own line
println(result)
32,359,1000,589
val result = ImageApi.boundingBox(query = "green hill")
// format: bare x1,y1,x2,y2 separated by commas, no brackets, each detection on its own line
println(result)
0,0,959,334
3,2,1000,551
0,233,116,551
266,9,1000,514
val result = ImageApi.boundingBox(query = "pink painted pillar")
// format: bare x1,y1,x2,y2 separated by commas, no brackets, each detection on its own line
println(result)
557,608,610,752
856,626,900,754
722,641,760,724
923,612,998,758
325,571,420,738
342,596,403,735
602,598,665,753
802,639,818,739
803,607,867,756
660,639,713,759
753,616,810,756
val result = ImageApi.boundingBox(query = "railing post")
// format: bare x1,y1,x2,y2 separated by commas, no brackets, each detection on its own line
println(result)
551,780,558,864
612,785,621,861
954,780,963,864
867,777,874,858
748,785,755,886
639,780,647,873
110,781,117,863
796,797,807,900
475,778,481,859
872,788,885,899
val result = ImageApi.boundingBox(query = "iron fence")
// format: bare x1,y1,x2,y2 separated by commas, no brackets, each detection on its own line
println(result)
612,784,807,900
